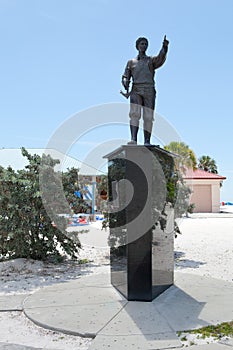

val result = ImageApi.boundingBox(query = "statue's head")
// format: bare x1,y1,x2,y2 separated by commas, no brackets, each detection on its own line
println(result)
135,37,149,50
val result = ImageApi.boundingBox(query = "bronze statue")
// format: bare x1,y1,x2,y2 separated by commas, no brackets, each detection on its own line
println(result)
121,36,169,145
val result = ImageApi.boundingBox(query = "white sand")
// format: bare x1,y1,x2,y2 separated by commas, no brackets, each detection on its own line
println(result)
175,215,233,283
0,215,233,349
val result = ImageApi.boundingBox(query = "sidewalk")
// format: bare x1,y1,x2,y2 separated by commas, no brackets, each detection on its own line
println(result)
1,271,232,349
0,344,56,350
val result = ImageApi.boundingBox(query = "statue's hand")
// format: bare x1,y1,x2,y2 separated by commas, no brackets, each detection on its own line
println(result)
120,90,130,99
163,35,169,47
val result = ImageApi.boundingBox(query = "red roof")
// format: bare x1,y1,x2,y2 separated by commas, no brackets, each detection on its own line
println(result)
183,168,226,180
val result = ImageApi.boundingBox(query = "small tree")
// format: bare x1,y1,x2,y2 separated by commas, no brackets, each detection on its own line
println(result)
164,142,196,218
164,141,197,170
0,148,80,262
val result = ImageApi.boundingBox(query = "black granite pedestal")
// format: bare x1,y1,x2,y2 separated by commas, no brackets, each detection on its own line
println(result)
104,145,175,301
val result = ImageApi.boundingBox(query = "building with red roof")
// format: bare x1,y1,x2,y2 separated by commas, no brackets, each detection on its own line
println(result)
183,168,226,213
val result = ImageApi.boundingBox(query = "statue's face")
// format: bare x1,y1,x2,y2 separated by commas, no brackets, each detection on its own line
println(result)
137,40,148,53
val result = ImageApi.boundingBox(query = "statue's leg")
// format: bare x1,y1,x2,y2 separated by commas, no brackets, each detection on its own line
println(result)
143,88,156,146
128,91,142,144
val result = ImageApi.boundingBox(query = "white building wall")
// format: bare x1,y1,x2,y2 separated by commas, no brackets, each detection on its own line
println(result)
184,179,221,213
211,183,221,213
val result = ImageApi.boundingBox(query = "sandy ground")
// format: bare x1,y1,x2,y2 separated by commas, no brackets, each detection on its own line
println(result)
0,212,233,349
175,215,233,283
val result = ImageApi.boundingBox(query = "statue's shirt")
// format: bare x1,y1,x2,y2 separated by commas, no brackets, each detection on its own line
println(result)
130,56,155,86
122,47,167,88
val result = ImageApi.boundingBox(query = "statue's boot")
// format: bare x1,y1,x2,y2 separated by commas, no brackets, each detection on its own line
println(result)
144,130,152,146
144,120,153,146
128,125,139,145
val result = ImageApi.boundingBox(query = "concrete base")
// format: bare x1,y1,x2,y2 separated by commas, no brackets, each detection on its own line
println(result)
22,272,233,349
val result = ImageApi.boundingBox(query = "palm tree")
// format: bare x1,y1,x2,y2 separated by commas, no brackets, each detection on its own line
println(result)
198,155,218,174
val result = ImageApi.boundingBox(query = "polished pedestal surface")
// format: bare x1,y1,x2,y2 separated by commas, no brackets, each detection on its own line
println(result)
105,145,175,301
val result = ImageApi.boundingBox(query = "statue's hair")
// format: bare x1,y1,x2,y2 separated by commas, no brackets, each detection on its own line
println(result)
135,37,149,49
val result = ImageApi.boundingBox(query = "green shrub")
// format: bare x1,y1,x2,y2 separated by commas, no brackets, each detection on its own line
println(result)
0,148,80,262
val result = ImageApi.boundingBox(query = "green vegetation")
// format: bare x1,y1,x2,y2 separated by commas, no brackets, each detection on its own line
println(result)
180,335,188,341
0,148,82,262
164,141,196,219
164,141,197,170
182,321,233,340
77,258,90,264
198,155,218,174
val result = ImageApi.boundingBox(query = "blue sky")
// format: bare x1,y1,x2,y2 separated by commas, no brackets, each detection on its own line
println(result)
1,0,233,200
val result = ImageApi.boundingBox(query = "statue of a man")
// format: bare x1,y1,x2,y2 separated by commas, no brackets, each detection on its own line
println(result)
121,36,169,145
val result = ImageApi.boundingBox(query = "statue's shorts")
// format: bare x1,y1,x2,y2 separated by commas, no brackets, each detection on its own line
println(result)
129,84,156,128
